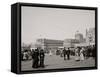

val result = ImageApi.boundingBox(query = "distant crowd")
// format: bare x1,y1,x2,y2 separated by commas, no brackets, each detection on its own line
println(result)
58,45,96,61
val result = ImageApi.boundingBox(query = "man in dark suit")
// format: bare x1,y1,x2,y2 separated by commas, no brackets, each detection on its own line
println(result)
92,45,96,59
32,48,39,68
63,47,67,60
39,49,45,67
66,48,71,60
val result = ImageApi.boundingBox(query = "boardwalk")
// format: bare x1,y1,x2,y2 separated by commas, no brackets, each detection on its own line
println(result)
21,54,95,71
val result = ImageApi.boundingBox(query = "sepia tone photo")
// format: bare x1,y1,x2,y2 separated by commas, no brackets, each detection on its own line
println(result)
21,6,96,71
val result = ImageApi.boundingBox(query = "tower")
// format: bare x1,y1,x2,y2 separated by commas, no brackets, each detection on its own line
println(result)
75,31,84,43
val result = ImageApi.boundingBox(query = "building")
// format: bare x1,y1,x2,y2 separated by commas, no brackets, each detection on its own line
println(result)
86,28,95,45
35,38,63,53
74,28,95,47
75,31,84,43
63,39,80,48
64,31,86,48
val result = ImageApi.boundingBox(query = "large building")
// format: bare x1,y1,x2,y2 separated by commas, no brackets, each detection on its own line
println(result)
63,39,80,48
35,38,63,53
86,28,95,45
75,31,84,43
63,31,85,48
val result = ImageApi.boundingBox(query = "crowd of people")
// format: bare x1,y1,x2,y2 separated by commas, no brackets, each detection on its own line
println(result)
21,45,96,69
56,45,96,61
75,45,96,61
21,50,32,60
21,48,45,68
31,48,45,68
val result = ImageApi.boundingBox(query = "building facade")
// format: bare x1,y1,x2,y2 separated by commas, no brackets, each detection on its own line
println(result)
75,32,84,43
86,28,95,45
35,38,63,53
63,31,86,48
63,39,80,48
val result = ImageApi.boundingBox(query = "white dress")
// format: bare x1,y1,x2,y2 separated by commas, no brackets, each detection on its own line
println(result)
75,49,80,61
80,50,84,61
23,52,27,60
49,50,52,56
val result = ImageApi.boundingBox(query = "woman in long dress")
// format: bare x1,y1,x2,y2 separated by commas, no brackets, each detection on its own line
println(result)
23,52,27,60
49,49,52,56
80,47,85,61
75,48,80,61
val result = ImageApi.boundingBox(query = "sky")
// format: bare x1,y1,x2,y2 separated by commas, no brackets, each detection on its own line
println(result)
21,6,95,44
